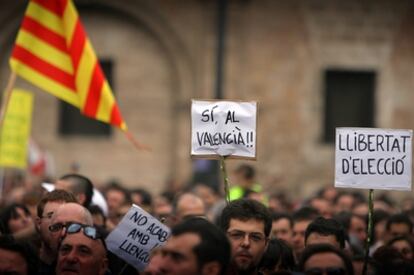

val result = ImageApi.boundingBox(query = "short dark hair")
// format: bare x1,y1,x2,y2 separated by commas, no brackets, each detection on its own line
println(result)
271,213,294,229
172,217,231,275
299,244,354,275
259,238,295,272
59,174,94,207
37,189,78,218
105,181,131,205
292,206,319,222
387,235,414,251
88,205,107,226
373,245,414,275
0,235,38,274
305,217,346,249
333,211,352,231
218,199,272,237
386,213,413,233
131,188,152,206
235,164,255,180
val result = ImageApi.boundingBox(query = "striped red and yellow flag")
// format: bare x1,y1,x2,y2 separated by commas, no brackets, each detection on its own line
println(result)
9,0,127,131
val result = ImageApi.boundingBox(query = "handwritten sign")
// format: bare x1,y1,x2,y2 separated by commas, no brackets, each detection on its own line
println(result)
191,100,257,159
0,90,33,169
335,128,412,191
105,204,170,271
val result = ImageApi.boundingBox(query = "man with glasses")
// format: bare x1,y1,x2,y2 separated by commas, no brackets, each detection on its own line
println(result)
218,199,272,275
56,223,108,275
36,190,77,274
45,202,94,274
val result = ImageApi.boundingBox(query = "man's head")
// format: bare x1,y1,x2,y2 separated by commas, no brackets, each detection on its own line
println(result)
56,224,108,275
299,244,354,275
292,207,319,258
387,235,414,261
55,174,94,208
36,190,78,262
349,214,367,246
88,205,106,228
334,192,355,213
104,183,131,220
233,164,256,189
309,197,333,218
172,193,206,225
193,183,220,209
305,217,346,249
259,238,296,273
131,188,153,213
155,217,230,275
271,213,294,245
49,203,94,255
219,199,271,274
386,213,413,241
0,236,38,275
384,213,413,244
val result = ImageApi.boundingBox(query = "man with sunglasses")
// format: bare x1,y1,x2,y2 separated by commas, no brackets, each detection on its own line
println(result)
218,199,272,275
44,202,94,274
56,223,108,275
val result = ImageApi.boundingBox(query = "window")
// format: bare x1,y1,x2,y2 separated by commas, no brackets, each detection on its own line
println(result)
323,69,375,143
58,59,114,137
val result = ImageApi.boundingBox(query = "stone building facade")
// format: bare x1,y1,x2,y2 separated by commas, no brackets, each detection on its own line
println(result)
0,0,413,197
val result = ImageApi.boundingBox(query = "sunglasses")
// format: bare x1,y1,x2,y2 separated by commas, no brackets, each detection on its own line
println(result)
304,267,346,275
66,223,100,240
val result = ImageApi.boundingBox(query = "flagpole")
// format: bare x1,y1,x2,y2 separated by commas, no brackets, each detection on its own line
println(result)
0,71,16,128
124,130,150,151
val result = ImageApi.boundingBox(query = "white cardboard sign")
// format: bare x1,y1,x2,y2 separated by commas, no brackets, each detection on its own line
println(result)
191,100,257,159
105,205,170,271
335,127,412,191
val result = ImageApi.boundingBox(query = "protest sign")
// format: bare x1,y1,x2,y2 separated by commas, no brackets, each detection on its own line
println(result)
0,89,33,169
191,100,257,159
105,204,170,271
335,127,412,191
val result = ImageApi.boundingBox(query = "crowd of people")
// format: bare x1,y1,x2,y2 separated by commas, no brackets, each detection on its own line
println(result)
0,164,414,275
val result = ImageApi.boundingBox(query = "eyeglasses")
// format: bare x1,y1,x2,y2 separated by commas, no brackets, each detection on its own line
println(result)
304,267,346,275
66,223,100,240
227,230,266,243
49,222,72,232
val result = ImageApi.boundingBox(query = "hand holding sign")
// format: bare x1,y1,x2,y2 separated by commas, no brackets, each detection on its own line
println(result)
191,100,257,159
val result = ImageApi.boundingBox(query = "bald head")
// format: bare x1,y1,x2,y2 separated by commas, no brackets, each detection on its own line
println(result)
52,203,93,226
57,230,108,275
175,193,206,223
47,203,93,257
